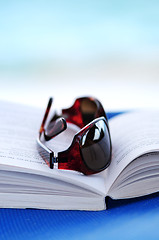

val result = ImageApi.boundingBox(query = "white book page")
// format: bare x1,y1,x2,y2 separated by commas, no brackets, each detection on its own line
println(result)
0,101,43,166
105,111,159,194
0,101,106,196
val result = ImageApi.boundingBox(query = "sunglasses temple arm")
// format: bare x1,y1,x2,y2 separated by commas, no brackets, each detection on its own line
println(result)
39,97,53,137
37,136,54,169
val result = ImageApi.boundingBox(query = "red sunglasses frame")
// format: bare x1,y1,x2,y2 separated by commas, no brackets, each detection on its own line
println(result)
37,97,112,175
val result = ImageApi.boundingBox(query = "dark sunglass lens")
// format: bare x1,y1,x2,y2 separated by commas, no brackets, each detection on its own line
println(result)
44,118,67,141
81,98,97,125
80,120,111,171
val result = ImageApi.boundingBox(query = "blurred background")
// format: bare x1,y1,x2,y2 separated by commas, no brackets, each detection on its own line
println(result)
0,0,159,111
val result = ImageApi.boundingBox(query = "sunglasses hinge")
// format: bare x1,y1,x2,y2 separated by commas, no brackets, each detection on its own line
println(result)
52,152,58,164
51,155,58,169
52,156,58,163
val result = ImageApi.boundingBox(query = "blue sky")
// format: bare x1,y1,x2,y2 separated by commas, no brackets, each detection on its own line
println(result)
0,0,159,66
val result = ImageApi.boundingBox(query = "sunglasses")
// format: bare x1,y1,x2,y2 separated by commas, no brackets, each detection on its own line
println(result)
37,97,112,175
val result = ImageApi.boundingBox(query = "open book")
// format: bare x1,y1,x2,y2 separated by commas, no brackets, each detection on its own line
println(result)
0,100,159,210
